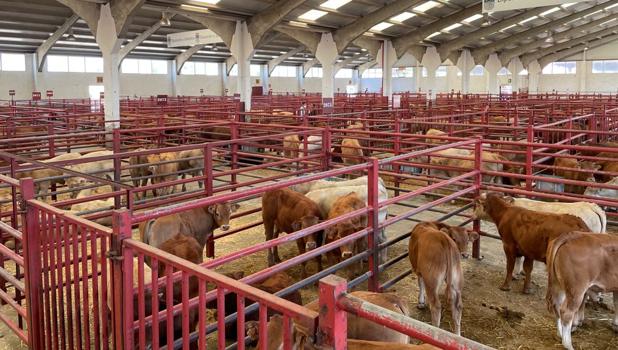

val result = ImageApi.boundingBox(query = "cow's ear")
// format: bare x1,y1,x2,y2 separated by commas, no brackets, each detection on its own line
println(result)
231,203,240,212
291,221,301,231
207,206,216,214
468,230,480,242
503,196,515,204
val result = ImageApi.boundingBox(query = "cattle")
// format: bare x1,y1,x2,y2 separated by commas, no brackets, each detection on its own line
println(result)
140,202,239,252
341,138,364,166
261,188,323,276
473,192,589,293
578,141,618,157
246,314,440,350
425,129,446,144
290,175,381,195
324,193,367,275
299,135,322,152
129,148,152,198
546,232,618,350
495,139,527,187
211,271,302,342
409,221,478,335
430,149,506,184
553,158,600,194
65,150,114,196
596,158,618,182
584,177,618,201
203,125,231,141
17,152,82,201
146,152,180,196
178,149,204,190
305,182,389,264
68,198,115,226
283,134,301,161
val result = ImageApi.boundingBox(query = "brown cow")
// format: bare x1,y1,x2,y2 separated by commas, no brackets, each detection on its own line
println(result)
546,232,618,350
553,158,600,194
178,149,204,190
473,192,589,294
324,193,367,274
129,148,152,199
283,134,300,160
147,152,180,196
341,138,364,167
409,221,478,335
262,188,323,277
140,202,239,251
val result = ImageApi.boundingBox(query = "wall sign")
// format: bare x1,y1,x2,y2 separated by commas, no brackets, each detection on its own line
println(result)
32,91,41,101
96,76,103,83
323,97,334,114
8,90,15,97
483,0,587,12
46,90,54,98
156,94,168,106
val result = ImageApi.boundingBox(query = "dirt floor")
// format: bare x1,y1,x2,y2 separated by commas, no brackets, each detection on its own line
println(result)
1,166,618,349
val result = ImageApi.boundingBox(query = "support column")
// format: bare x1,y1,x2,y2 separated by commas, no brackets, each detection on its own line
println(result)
30,54,39,93
315,33,338,100
578,50,588,93
221,62,229,95
413,66,421,92
456,50,473,94
297,66,304,93
528,60,542,93
378,40,396,98
421,47,441,99
229,21,254,111
351,69,360,93
507,57,524,93
97,4,123,131
484,53,501,95
170,60,178,97
260,64,269,93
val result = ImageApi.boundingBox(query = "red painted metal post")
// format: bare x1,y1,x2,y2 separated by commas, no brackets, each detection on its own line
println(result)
394,115,401,197
322,128,331,172
21,178,43,350
111,210,133,350
112,129,122,209
205,144,215,258
525,125,534,192
318,275,347,350
367,158,380,292
472,138,482,259
231,122,239,189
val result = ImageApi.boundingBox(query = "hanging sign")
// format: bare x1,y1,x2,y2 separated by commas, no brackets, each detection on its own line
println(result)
156,95,168,106
167,29,222,48
483,0,587,12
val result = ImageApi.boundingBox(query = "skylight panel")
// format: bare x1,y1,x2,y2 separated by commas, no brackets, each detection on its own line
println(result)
391,12,416,22
500,24,517,32
194,0,220,4
584,10,603,18
321,0,352,10
442,23,462,32
289,21,308,27
540,7,560,16
462,14,483,23
298,10,327,21
600,18,617,26
371,22,394,32
425,32,441,39
561,3,576,8
414,1,439,13
519,16,538,25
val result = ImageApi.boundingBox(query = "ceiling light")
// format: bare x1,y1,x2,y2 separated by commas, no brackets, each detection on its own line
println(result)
442,23,462,32
180,4,209,13
540,7,560,16
413,1,439,13
371,22,393,32
193,0,220,4
298,10,327,21
426,32,441,39
519,16,538,25
561,2,576,8
160,12,172,27
212,45,219,52
391,12,416,23
584,10,603,18
289,20,308,27
463,14,483,23
500,24,517,31
320,0,352,10
606,3,618,10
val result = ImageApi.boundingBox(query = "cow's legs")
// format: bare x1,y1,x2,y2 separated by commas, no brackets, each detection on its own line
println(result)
296,239,308,279
513,257,524,278
424,277,442,328
612,292,618,332
417,276,427,309
522,257,534,294
272,228,282,263
560,291,585,350
500,245,516,291
448,284,462,336
264,220,276,267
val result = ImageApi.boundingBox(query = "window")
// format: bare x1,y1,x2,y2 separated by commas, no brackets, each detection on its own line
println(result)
470,65,484,76
542,61,576,75
47,55,69,72
519,69,529,76
85,57,103,73
250,64,261,77
306,67,322,78
121,59,167,74
206,62,219,76
497,67,511,76
271,65,297,77
335,68,353,78
181,62,195,75
592,60,618,73
68,56,85,72
392,67,413,78
435,66,447,77
0,53,25,71
422,67,427,77
229,64,238,76
362,68,382,78
182,62,219,76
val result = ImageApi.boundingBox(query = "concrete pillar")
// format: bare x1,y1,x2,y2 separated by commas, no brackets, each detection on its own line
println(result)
30,54,39,93
456,50,473,94
170,60,178,97
484,53,501,95
260,64,269,92
96,4,123,130
421,47,441,99
229,21,254,111
507,57,524,93
315,33,338,100
297,66,304,93
578,51,587,93
528,60,542,93
413,66,421,92
221,63,229,95
378,40,396,98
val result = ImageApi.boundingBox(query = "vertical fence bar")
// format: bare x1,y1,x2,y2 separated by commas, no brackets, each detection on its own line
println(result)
231,122,239,190
473,138,482,259
393,115,401,197
205,144,215,258
112,129,122,209
318,275,347,350
367,158,380,292
111,210,132,350
525,125,534,192
322,127,331,172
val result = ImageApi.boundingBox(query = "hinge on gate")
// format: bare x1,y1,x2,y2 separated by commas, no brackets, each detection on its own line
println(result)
106,250,124,261
17,195,27,214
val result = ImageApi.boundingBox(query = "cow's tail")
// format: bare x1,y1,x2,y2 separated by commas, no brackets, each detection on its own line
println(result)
587,203,607,233
142,219,156,245
545,232,584,313
445,242,462,310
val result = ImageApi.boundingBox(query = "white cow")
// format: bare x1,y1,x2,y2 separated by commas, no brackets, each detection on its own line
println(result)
291,175,385,195
584,177,618,202
65,150,115,195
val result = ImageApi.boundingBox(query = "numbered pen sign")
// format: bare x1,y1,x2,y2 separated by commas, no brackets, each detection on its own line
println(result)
46,90,53,98
32,91,41,101
156,94,168,106
323,97,334,114
99,92,104,99
8,90,15,96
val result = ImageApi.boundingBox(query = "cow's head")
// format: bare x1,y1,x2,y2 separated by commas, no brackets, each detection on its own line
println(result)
291,215,320,250
324,214,367,259
208,202,240,231
440,226,479,258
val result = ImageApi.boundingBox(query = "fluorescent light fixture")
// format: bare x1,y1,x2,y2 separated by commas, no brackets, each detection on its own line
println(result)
289,20,308,27
561,2,576,8
320,0,352,10
606,3,618,10
600,18,617,26
584,10,603,18
425,32,441,39
371,22,394,32
180,4,209,12
391,12,416,22
462,14,483,23
540,7,560,16
299,10,327,21
442,23,462,32
193,0,220,4
413,1,439,13
519,16,538,25
500,24,517,31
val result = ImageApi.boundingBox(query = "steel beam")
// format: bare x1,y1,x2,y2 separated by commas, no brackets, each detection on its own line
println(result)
267,46,304,75
35,13,79,72
303,58,318,76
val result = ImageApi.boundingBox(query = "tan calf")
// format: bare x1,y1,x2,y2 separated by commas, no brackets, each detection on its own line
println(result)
341,138,364,166
324,193,367,274
147,152,180,196
553,158,600,194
